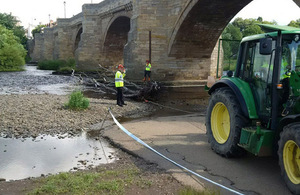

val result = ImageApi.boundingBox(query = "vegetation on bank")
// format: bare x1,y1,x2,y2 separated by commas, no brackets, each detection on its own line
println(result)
38,59,76,72
0,13,27,72
0,25,27,71
31,24,47,38
64,91,90,110
27,168,142,195
27,166,211,195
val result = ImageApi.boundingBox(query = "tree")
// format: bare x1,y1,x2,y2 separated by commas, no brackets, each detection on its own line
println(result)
0,25,27,71
243,24,264,37
31,25,46,38
222,24,242,59
288,19,300,28
231,17,276,37
0,13,27,48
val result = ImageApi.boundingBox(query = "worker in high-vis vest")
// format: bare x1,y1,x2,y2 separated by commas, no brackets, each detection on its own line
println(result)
115,64,126,107
143,60,152,82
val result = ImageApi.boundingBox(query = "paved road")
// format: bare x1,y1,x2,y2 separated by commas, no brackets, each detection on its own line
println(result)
103,113,291,195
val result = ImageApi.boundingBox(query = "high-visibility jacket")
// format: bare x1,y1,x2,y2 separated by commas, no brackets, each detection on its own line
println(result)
145,63,151,71
115,70,125,87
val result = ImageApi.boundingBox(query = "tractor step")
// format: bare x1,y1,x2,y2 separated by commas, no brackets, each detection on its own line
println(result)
238,127,275,156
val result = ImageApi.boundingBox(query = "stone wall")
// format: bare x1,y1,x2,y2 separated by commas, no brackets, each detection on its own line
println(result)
30,0,257,83
124,0,232,82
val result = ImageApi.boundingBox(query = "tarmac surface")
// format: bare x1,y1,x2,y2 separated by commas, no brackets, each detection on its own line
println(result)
103,113,292,195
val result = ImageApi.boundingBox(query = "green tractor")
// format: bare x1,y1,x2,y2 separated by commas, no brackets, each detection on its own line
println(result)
206,24,300,194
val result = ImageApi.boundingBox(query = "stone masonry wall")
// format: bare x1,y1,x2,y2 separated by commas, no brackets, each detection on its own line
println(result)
31,33,44,62
76,0,132,70
125,0,211,82
30,0,269,83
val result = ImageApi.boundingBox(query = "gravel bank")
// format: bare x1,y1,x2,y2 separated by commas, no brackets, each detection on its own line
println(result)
0,94,153,138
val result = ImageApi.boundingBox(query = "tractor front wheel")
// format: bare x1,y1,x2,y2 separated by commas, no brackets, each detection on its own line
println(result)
206,87,247,157
278,123,300,194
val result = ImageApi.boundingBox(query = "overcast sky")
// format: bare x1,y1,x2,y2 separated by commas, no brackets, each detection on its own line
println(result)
0,0,299,29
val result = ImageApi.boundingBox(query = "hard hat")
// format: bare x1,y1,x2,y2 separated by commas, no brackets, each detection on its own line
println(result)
118,64,124,69
146,60,150,63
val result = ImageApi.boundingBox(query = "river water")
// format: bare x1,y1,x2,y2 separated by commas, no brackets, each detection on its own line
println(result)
0,65,80,95
0,65,116,181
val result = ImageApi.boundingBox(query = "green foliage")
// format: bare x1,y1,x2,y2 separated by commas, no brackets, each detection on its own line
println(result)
31,24,47,38
0,13,27,47
27,167,150,195
62,58,76,68
221,17,278,71
179,186,218,195
242,24,264,37
222,24,242,60
38,59,76,70
38,59,64,70
58,66,74,73
65,91,90,110
0,25,26,71
231,17,276,36
288,19,300,28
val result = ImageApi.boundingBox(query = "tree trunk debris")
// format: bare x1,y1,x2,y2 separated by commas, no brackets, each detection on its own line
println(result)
74,64,160,100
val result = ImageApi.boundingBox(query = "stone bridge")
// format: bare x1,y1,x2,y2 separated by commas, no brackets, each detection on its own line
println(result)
30,0,300,83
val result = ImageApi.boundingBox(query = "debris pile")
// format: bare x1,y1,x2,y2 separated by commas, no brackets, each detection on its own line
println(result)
75,64,160,100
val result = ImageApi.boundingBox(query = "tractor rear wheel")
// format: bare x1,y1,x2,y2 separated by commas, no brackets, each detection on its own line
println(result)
278,123,300,194
206,87,247,157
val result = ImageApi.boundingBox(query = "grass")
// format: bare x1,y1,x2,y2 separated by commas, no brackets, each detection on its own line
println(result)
65,91,90,110
179,186,219,195
27,167,142,195
25,162,219,195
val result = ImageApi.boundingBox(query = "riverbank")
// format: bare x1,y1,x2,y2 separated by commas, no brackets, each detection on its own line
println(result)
0,94,194,195
0,94,154,138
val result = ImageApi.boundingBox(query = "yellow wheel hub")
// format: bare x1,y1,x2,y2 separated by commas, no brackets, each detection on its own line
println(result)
284,140,300,184
211,102,230,144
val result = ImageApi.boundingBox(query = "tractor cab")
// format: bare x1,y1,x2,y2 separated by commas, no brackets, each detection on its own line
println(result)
206,24,300,194
234,25,300,128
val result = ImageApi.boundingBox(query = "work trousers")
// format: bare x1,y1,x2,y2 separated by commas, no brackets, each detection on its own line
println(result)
116,87,124,105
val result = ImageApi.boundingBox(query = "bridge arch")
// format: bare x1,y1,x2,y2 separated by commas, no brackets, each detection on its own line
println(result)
74,26,83,54
103,14,131,67
168,0,251,59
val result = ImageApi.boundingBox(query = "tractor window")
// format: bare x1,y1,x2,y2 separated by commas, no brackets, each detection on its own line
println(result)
282,38,300,75
253,42,275,83
240,40,275,124
240,42,256,80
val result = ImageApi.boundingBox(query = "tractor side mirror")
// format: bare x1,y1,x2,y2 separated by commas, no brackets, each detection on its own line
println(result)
260,38,272,55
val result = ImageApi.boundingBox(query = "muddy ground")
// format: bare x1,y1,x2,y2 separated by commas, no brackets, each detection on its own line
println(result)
0,149,185,195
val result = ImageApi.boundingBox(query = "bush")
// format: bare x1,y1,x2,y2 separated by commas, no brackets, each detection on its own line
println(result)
38,60,64,70
58,66,74,74
0,25,26,71
38,59,76,71
65,91,89,110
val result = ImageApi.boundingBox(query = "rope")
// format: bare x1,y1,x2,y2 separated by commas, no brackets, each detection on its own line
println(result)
108,108,244,195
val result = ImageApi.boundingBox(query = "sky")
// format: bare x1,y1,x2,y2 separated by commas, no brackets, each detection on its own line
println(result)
0,0,103,27
0,0,299,29
232,0,300,25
